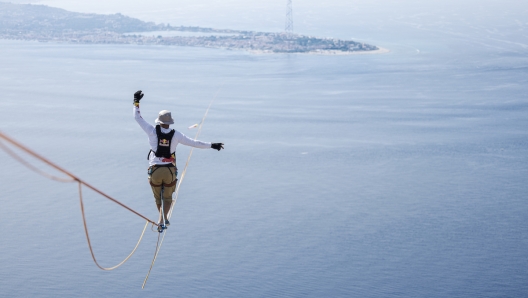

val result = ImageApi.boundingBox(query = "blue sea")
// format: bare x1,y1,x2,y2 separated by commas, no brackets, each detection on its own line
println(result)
1,1,527,297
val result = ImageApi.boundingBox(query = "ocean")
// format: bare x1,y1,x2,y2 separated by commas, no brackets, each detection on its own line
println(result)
0,1,527,297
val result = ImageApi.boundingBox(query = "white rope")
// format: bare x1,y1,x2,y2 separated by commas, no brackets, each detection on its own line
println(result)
142,84,223,288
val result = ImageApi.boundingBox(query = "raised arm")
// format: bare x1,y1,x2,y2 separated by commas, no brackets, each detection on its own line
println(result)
133,90,155,135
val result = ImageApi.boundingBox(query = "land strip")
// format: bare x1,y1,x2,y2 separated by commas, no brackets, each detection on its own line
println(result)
0,2,379,54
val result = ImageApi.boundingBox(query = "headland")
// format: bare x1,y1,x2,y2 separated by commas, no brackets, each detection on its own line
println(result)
0,2,383,54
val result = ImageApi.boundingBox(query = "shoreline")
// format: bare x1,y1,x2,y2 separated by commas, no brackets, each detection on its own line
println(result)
0,37,389,56
308,47,390,55
249,47,390,55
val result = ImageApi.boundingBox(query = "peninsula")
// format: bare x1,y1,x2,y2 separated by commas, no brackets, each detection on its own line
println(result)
0,2,380,54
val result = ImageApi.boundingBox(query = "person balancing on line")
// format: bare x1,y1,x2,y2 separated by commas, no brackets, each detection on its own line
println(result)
133,90,224,232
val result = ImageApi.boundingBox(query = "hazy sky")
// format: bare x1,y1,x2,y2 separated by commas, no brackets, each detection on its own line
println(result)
9,1,528,24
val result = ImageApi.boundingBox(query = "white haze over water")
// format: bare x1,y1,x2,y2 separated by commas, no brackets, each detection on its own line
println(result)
1,1,528,297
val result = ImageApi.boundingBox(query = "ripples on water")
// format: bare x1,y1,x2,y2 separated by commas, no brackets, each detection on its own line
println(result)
1,2,528,297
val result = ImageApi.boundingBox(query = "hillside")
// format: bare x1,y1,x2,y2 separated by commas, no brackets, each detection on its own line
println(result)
0,2,379,53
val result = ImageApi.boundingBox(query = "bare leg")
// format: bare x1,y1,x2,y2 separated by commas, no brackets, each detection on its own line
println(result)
156,203,162,223
156,202,171,225
163,202,171,225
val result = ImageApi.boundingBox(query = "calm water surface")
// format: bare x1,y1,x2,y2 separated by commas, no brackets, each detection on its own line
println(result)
1,3,528,297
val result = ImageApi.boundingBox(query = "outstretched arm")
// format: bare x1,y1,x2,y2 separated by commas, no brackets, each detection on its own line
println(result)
176,131,212,149
175,132,224,151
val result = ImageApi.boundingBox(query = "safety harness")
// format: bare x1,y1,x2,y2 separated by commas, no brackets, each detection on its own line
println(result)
147,125,176,162
147,125,177,185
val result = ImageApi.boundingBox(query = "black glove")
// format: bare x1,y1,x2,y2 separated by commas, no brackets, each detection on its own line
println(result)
211,143,224,151
134,90,144,105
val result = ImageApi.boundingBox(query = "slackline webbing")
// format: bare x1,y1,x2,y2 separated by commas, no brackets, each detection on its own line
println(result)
0,131,158,271
0,84,222,284
142,84,223,288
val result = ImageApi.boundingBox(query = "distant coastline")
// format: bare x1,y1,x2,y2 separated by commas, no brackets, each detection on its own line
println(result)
250,47,390,55
0,2,384,54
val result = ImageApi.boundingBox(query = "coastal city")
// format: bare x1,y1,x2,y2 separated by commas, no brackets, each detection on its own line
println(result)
2,29,378,53
0,2,379,53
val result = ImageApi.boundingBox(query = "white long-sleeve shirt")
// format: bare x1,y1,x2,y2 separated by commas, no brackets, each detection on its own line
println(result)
134,105,211,166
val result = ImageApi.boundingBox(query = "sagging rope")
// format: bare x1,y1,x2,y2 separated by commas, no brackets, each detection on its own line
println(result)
142,84,223,288
78,182,151,270
0,131,158,271
0,137,75,183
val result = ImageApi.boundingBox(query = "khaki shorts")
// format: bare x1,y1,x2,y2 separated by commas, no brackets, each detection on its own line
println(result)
148,165,177,205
